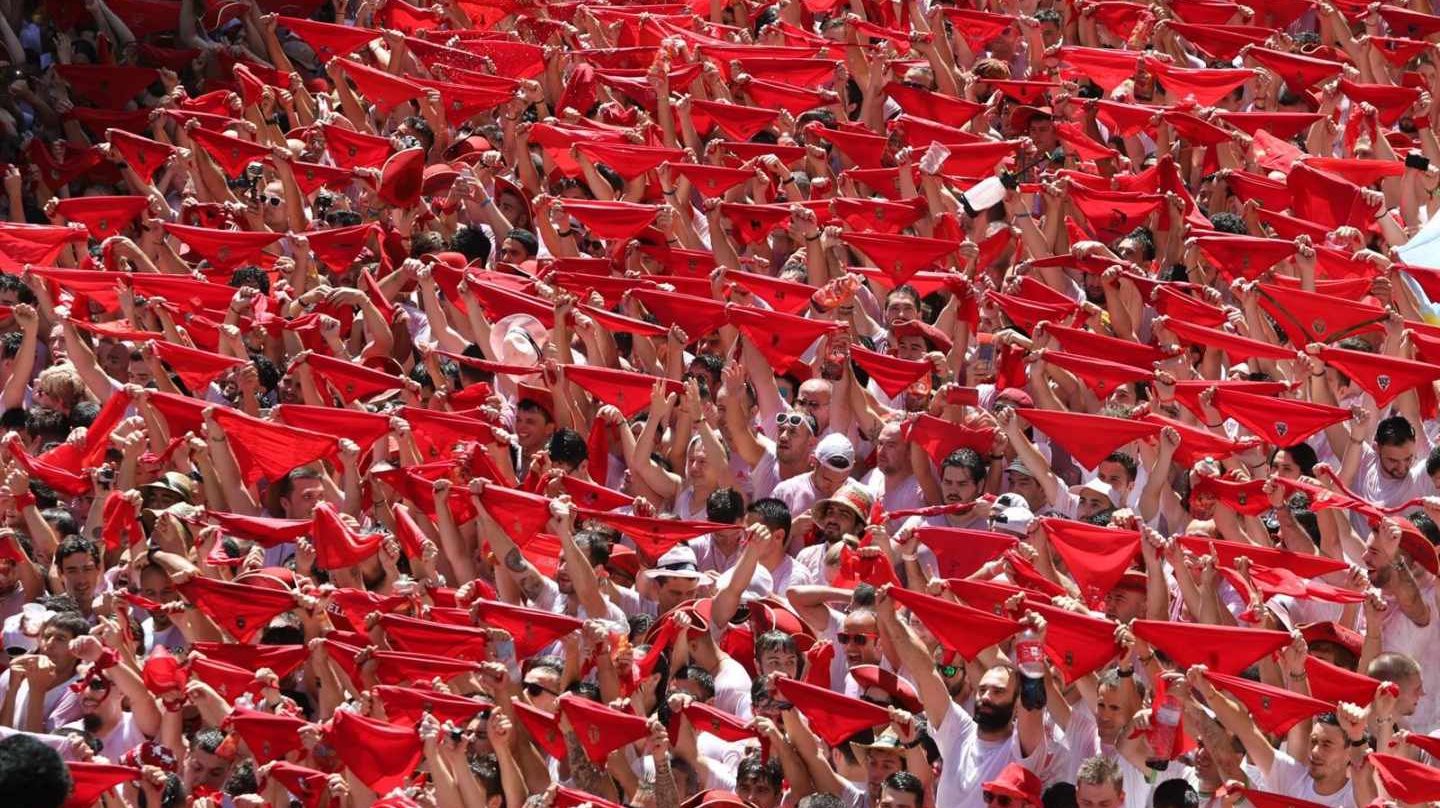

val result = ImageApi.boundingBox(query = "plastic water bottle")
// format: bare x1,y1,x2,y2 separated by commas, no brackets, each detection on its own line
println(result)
1015,626,1047,709
962,176,1008,213
1146,691,1183,770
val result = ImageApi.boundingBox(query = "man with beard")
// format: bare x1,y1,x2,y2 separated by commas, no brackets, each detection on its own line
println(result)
1343,416,1433,510
1361,516,1440,733
792,482,874,586
911,449,994,530
59,633,160,759
874,586,1050,808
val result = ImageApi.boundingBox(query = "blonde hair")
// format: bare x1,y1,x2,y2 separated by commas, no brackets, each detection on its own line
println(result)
36,364,86,410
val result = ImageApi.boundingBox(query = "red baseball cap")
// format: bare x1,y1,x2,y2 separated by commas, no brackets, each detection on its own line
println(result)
983,763,1042,805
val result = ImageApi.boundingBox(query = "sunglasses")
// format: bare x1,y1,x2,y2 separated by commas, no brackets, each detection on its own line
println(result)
776,413,808,428
984,794,1015,807
262,196,283,207
937,663,961,678
524,681,561,698
837,632,877,646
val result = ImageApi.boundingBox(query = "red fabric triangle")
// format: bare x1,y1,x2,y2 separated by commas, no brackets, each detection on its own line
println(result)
472,598,583,657
1317,346,1440,408
1338,79,1420,125
1144,55,1252,105
774,675,891,746
277,15,378,61
1025,600,1123,684
1370,754,1440,804
1132,619,1290,674
302,223,377,269
1143,413,1258,465
148,392,338,484
0,221,87,264
188,127,272,177
380,613,490,661
327,709,422,793
812,124,890,168
1193,234,1298,277
1158,317,1298,361
1066,185,1161,239
178,575,297,643
850,346,932,397
889,587,1022,659
153,341,244,393
1304,655,1380,706
397,406,496,461
1285,162,1369,229
718,202,792,246
1042,350,1151,398
563,199,660,240
577,508,733,558
337,58,425,110
372,649,480,685
1040,519,1141,608
163,222,282,271
885,82,984,125
64,763,141,808
53,196,149,239
1217,111,1326,139
901,414,996,465
558,475,633,512
559,694,651,762
191,642,308,679
1246,46,1345,91
832,545,903,590
668,162,755,197
287,158,359,196
322,123,394,169
574,142,684,180
1016,408,1161,469
305,352,404,403
229,708,308,763
1203,670,1331,734
263,763,330,808
1161,110,1233,146
687,98,780,140
1379,4,1440,36
727,270,817,314
1091,99,1160,137
1046,324,1165,367
1152,286,1228,327
841,232,959,285
1059,46,1141,92
475,483,553,542
201,511,309,548
373,684,489,727
5,434,92,497
1257,282,1386,343
100,491,141,552
512,701,568,760
728,305,840,371
128,272,242,312
1211,387,1350,447
56,64,158,108
273,404,391,456
912,527,1018,578
564,364,683,419
1167,21,1271,60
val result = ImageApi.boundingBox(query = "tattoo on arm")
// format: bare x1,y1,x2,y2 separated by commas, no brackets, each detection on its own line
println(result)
504,547,527,572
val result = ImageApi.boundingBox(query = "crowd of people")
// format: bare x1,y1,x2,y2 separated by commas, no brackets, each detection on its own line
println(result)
5,0,1440,807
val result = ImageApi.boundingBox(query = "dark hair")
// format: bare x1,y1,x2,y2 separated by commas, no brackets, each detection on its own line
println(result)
517,398,554,423
1034,8,1062,23
1044,783,1078,808
1273,442,1318,476
1376,415,1416,447
471,754,503,799
0,734,71,808
747,498,792,538
1119,227,1157,260
754,630,798,659
1208,212,1246,235
410,230,446,258
738,753,784,789
547,428,588,469
56,535,99,566
67,400,100,429
229,266,271,294
45,610,90,641
194,727,229,754
249,353,281,392
25,407,69,446
706,487,745,524
797,794,846,808
1100,452,1139,482
884,772,926,804
674,665,717,700
1407,511,1440,545
453,225,492,265
0,331,22,360
941,448,988,482
0,273,35,305
885,284,923,312
504,229,540,259
41,508,79,538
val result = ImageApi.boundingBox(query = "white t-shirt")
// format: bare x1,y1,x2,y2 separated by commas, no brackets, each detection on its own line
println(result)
712,656,753,720
1257,749,1353,808
1354,443,1433,510
62,711,147,759
934,701,1052,808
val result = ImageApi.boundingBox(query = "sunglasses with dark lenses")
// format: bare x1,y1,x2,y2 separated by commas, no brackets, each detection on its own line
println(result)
524,681,560,698
937,663,961,678
836,632,876,646
262,196,283,207
984,793,1014,807
776,413,807,428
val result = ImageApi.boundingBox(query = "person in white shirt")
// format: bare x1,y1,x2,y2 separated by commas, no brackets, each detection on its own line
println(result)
875,587,1052,808
1186,666,1377,808
1342,415,1434,510
862,420,926,520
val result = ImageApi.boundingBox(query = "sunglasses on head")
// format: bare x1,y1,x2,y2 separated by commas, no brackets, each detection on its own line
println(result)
836,632,876,646
984,793,1016,807
524,681,561,698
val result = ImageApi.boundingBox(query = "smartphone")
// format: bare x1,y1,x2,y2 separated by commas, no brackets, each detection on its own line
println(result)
1407,152,1431,172
976,343,996,363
